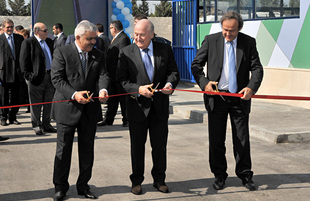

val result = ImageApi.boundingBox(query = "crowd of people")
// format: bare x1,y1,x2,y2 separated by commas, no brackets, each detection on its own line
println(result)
0,11,263,201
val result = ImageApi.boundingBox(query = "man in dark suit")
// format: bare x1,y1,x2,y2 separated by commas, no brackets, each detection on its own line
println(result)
97,20,131,127
52,23,67,49
191,11,264,191
51,20,109,201
0,19,24,126
117,19,180,194
20,22,56,135
96,23,110,55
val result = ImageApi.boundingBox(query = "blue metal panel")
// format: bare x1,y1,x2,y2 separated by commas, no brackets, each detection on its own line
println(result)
172,0,197,82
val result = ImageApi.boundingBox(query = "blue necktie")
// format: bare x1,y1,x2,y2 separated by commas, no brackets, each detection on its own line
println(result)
40,40,51,70
8,35,15,59
142,48,153,81
228,41,237,93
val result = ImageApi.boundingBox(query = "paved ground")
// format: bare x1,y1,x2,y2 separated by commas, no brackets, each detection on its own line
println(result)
0,83,310,201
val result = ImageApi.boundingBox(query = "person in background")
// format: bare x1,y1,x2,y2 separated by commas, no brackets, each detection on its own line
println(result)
19,29,30,39
51,20,109,201
96,23,110,55
117,19,180,195
19,22,56,135
14,25,24,34
65,34,75,45
191,11,264,191
97,20,130,127
52,23,67,49
0,19,24,126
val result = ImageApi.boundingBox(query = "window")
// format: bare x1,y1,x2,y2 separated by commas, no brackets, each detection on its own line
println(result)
198,0,300,23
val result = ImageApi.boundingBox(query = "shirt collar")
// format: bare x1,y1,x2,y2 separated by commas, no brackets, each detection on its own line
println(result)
74,41,88,56
139,41,153,53
225,37,237,47
4,32,13,39
113,30,123,40
34,34,43,43
56,32,63,38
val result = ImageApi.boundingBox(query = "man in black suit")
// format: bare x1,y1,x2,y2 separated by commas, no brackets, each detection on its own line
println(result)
52,23,67,49
65,34,75,45
97,20,131,127
96,23,110,55
117,19,180,194
51,20,109,201
191,11,264,191
20,22,56,135
0,19,24,126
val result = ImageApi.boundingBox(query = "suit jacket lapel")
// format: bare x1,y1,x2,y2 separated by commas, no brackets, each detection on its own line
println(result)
236,34,244,73
217,34,224,77
153,43,161,81
1,34,14,59
70,43,85,79
86,51,96,78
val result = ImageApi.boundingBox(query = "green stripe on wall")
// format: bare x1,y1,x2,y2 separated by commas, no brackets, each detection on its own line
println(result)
197,24,212,48
291,4,310,69
262,19,284,42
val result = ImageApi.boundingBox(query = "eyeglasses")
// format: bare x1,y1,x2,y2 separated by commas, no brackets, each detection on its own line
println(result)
38,29,48,32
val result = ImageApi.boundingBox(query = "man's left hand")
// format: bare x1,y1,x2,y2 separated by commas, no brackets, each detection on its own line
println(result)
161,83,173,95
239,87,254,100
99,90,109,102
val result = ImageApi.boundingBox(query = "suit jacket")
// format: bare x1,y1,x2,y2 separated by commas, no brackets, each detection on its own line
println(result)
107,31,131,81
0,33,24,83
94,37,105,53
98,33,110,55
117,42,180,122
191,32,264,113
65,34,75,45
53,33,67,49
51,43,109,125
19,36,54,86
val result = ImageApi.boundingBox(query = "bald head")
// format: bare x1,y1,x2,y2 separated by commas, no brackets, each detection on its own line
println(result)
33,22,48,40
134,19,154,49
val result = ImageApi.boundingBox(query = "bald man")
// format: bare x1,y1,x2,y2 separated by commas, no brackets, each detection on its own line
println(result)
20,22,56,135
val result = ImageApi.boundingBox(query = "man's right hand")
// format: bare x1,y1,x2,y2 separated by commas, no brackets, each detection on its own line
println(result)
74,91,90,104
204,81,218,92
139,84,154,98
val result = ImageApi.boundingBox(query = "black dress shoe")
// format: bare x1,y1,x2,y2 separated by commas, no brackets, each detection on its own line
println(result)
213,178,225,190
1,119,8,126
153,182,169,193
97,120,112,126
131,185,142,195
9,120,21,125
54,191,66,201
35,130,44,135
78,190,97,199
43,127,57,133
242,178,256,191
0,136,9,141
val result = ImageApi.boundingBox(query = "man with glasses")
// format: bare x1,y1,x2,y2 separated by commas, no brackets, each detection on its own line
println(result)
0,19,24,127
20,22,56,135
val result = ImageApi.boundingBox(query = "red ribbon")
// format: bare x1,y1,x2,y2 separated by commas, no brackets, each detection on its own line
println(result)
1,88,309,109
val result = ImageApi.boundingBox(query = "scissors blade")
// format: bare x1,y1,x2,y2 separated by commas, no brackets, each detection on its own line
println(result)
154,82,160,90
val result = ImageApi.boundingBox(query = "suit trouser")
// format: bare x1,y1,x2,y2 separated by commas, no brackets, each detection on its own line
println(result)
129,105,168,186
26,72,54,129
208,96,253,180
104,81,127,124
0,82,20,121
53,109,97,193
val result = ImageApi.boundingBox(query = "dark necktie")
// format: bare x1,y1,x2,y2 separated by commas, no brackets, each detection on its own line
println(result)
228,41,237,93
40,40,51,70
8,35,15,59
142,48,153,81
53,36,58,49
80,52,87,74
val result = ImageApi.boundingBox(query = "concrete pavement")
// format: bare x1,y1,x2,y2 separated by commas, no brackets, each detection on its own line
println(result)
0,82,310,201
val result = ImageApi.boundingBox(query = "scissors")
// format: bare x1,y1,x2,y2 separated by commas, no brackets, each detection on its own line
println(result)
214,83,225,101
86,92,94,102
148,82,160,94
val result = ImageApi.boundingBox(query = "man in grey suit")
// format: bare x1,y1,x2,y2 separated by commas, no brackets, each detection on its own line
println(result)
51,20,109,201
52,23,67,49
0,19,24,126
191,11,263,191
20,22,56,135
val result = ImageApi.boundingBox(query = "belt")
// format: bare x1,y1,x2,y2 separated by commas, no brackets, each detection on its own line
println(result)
218,89,230,93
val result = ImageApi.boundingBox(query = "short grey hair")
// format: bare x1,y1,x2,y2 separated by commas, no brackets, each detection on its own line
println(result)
220,11,243,30
75,20,97,37
2,19,14,27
